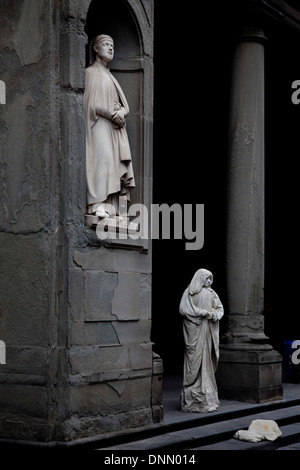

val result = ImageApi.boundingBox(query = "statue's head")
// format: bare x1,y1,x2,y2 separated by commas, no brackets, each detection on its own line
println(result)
93,34,114,63
189,268,213,295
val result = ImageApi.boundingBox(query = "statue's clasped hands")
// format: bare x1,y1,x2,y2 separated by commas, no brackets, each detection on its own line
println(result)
111,103,125,128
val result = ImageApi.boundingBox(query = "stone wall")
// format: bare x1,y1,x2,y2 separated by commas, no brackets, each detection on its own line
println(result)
0,0,155,443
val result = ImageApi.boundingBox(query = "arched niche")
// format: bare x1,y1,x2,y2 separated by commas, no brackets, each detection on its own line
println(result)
85,0,141,64
84,0,154,221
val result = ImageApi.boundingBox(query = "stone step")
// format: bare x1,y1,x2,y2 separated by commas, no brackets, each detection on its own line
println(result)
96,403,300,450
191,421,300,450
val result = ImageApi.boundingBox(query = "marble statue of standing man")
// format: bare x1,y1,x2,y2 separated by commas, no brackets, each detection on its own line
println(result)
84,34,135,219
179,268,224,413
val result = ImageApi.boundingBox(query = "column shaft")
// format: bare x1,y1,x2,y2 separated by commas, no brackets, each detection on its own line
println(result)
225,27,268,347
216,26,282,402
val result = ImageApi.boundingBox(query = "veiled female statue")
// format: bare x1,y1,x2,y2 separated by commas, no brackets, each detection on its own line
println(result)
179,268,224,413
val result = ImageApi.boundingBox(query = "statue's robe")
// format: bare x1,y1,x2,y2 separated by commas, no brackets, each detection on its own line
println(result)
179,269,224,413
84,61,135,213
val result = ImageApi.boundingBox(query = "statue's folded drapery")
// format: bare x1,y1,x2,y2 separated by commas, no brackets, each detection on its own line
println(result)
84,60,135,214
179,268,224,413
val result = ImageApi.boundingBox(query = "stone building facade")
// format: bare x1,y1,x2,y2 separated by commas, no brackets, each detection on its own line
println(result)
0,0,300,446
0,0,156,443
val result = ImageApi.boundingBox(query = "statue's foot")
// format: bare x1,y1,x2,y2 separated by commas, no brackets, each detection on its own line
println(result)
95,205,109,219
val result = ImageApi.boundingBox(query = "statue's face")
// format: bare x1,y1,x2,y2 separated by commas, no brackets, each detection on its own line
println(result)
204,276,213,287
94,39,114,63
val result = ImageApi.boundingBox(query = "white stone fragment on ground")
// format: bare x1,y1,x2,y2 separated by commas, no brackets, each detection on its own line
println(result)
234,419,282,442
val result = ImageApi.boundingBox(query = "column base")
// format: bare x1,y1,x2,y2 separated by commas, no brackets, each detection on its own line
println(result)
216,346,283,403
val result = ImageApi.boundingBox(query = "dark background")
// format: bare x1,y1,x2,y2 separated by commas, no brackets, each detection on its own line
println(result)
151,1,300,375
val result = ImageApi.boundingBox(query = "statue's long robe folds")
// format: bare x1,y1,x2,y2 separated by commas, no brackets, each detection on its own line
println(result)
84,61,135,213
179,269,224,413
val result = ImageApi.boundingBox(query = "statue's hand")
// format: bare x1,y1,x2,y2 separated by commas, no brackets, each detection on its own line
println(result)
112,108,125,127
205,312,213,320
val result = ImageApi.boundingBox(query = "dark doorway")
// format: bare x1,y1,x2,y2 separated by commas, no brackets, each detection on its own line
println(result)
151,3,235,375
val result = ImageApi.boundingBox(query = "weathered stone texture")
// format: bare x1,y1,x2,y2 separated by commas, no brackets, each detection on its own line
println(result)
70,322,120,347
63,377,153,439
0,0,60,234
0,233,55,347
84,270,118,321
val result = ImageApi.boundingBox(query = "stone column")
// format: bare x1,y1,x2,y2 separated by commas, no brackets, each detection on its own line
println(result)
216,26,283,402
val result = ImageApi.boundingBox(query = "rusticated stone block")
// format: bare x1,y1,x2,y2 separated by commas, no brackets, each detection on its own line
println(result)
68,268,85,321
84,270,118,321
69,345,127,377
0,233,54,347
128,343,152,370
70,321,120,346
0,384,48,419
68,376,152,422
113,320,151,344
111,272,140,321
140,274,152,320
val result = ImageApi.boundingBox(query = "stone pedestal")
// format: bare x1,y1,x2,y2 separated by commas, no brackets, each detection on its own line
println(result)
216,348,282,403
216,25,282,402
